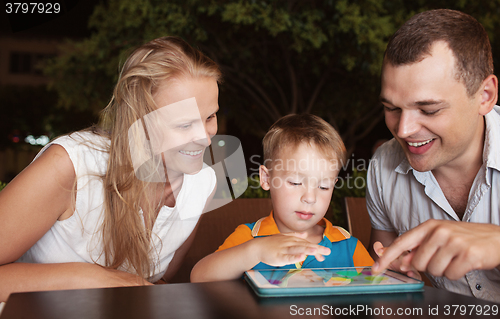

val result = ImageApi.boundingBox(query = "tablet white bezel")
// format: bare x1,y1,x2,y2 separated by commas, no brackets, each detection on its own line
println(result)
244,267,424,297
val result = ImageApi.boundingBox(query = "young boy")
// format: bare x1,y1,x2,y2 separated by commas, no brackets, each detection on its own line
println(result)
191,114,373,282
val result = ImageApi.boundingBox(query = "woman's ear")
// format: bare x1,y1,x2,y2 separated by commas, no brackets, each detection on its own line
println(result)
479,74,498,115
259,165,271,191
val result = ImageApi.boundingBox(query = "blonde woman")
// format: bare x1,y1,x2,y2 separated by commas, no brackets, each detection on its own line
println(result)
0,36,221,302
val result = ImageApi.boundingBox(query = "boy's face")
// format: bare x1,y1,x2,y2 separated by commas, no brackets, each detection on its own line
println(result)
259,143,339,235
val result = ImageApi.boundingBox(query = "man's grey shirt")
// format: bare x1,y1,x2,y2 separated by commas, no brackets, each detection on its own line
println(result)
367,106,500,303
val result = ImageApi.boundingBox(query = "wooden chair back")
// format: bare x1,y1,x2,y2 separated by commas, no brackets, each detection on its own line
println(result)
170,198,272,283
343,197,372,249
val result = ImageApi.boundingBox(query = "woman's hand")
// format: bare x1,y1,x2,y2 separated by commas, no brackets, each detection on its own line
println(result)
74,263,153,288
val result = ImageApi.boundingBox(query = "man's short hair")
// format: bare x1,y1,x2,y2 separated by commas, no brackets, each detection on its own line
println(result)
262,113,346,168
384,9,493,97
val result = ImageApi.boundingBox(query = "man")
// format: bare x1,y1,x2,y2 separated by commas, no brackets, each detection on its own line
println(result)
367,9,500,302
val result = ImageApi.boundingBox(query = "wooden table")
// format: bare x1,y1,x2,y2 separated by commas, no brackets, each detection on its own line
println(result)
1,280,498,319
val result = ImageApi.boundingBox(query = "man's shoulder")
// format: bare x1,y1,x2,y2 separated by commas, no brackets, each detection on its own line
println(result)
370,138,406,171
492,105,500,117
486,106,500,139
484,106,500,170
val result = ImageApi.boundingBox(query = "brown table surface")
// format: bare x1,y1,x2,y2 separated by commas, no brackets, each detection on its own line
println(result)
1,279,498,319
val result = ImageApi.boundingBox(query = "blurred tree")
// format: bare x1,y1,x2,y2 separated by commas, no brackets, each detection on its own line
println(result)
44,0,500,154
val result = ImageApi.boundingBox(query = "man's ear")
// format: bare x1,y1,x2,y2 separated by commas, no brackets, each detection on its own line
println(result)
478,74,498,115
259,165,271,191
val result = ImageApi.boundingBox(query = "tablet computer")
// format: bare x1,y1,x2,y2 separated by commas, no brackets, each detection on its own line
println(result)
244,267,424,297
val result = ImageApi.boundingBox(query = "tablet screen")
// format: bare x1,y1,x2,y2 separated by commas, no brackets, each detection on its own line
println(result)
245,267,424,296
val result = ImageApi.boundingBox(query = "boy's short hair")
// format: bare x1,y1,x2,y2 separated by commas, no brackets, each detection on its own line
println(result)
262,114,346,168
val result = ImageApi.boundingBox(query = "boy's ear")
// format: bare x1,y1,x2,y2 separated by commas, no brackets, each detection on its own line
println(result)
259,165,271,191
331,178,338,192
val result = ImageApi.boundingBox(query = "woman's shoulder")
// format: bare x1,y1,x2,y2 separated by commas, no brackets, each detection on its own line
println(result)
52,131,110,152
40,130,110,176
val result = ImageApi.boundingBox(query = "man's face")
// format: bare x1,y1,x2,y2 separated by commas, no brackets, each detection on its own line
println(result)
380,41,485,173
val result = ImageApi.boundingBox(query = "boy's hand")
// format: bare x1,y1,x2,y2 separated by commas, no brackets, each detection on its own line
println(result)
254,233,331,267
372,241,421,280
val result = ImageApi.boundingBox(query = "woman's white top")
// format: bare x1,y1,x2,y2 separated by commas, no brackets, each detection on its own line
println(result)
17,132,216,282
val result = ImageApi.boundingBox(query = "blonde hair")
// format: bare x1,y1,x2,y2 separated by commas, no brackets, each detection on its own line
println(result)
94,36,221,280
262,114,346,167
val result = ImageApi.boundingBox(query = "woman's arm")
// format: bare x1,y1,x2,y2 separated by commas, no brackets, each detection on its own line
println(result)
0,145,150,301
0,145,76,265
0,262,150,302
